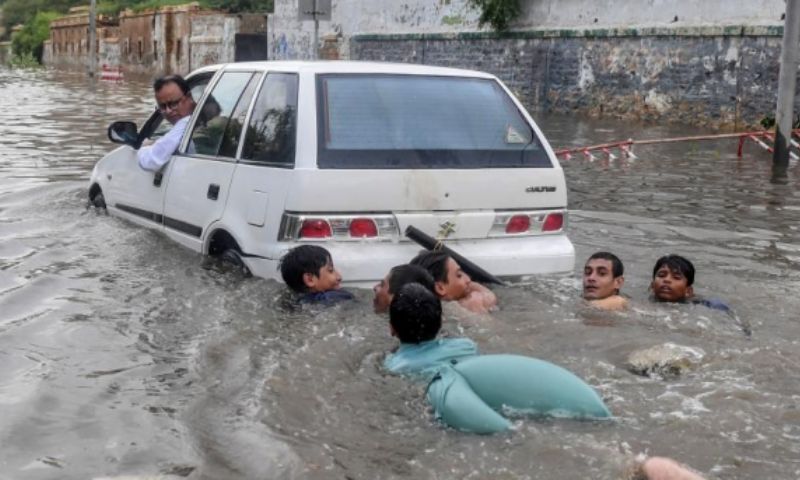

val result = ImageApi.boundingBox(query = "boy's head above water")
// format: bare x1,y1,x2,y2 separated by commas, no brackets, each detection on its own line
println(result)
409,251,471,301
280,245,342,293
389,283,442,344
651,254,695,302
373,264,435,314
583,251,624,300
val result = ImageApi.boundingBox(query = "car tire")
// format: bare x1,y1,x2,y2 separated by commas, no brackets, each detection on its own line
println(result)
91,191,107,209
220,248,251,277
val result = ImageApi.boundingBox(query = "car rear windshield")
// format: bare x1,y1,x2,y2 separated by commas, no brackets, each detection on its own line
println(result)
316,74,552,169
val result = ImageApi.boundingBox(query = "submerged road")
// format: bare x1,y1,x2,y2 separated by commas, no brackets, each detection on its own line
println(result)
1,68,800,479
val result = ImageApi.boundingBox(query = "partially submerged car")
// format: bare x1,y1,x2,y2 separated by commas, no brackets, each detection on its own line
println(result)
89,61,574,284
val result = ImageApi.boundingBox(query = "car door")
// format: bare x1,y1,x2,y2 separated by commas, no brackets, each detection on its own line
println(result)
222,72,299,266
105,73,215,230
161,70,263,251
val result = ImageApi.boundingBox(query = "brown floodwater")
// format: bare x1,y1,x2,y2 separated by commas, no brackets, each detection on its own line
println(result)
1,67,799,480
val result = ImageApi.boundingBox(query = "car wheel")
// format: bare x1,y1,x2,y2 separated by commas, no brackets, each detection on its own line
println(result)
220,248,251,277
91,191,107,209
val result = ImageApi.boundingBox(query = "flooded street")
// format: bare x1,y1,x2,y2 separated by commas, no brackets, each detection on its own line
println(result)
1,68,800,479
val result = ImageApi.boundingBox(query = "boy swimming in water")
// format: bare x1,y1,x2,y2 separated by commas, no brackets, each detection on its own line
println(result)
372,264,435,314
410,251,497,314
387,285,705,479
583,251,628,311
650,255,729,312
279,245,354,304
384,282,478,376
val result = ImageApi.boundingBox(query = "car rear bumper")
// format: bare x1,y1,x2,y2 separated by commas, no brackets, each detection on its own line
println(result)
245,234,575,287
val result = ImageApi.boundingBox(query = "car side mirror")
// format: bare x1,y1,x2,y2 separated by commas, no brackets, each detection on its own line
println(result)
108,121,139,147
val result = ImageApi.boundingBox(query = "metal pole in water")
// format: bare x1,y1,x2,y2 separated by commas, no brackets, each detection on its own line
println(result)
313,0,319,60
88,0,97,77
773,0,800,183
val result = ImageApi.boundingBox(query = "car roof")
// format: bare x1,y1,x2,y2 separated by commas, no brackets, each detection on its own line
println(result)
192,60,497,79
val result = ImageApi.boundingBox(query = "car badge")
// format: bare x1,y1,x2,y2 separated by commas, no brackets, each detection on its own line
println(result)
525,185,557,193
437,221,457,239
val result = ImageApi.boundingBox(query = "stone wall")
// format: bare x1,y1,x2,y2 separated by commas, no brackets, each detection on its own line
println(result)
351,27,785,128
268,0,788,128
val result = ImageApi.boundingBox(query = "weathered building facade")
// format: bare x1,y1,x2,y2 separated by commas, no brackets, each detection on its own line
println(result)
43,4,268,75
44,7,118,68
268,0,790,128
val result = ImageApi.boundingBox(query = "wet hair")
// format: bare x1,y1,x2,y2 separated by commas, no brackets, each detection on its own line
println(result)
153,74,190,95
279,245,332,293
587,251,624,278
389,283,442,344
387,264,436,295
652,254,695,286
409,251,451,283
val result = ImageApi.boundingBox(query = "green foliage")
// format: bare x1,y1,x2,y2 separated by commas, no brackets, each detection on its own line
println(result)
128,0,207,12
9,51,41,68
205,0,272,13
1,0,82,40
468,0,520,32
11,10,59,62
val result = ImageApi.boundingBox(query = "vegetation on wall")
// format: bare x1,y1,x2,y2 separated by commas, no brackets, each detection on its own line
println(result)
11,10,59,62
1,0,272,41
468,0,520,32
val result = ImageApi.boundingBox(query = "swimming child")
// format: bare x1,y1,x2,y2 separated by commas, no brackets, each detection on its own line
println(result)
385,283,610,434
279,245,354,305
409,251,497,314
385,285,705,479
372,264,435,314
384,282,478,376
583,251,628,311
650,255,729,312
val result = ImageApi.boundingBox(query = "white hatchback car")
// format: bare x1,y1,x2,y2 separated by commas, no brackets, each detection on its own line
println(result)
90,61,574,284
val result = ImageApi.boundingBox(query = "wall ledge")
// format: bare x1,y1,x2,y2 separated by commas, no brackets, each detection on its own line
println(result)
352,24,783,42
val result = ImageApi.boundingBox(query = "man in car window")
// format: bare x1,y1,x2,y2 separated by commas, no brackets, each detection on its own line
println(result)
137,75,196,171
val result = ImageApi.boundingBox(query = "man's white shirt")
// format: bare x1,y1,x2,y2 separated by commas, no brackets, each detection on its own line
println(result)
137,116,191,171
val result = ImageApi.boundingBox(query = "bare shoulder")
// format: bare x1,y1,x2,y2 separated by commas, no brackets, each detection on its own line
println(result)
589,295,629,311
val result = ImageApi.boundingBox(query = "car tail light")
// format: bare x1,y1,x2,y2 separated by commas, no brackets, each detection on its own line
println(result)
505,215,531,234
489,209,567,237
349,218,378,237
280,213,398,241
299,219,332,238
542,212,563,232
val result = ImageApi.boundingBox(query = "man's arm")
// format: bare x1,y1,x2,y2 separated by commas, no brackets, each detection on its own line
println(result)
137,116,190,171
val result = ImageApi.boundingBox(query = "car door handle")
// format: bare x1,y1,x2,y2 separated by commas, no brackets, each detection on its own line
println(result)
207,183,220,200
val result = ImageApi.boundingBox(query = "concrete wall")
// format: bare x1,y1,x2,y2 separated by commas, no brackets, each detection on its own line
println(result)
0,41,12,65
268,0,785,60
268,0,788,128
190,13,239,68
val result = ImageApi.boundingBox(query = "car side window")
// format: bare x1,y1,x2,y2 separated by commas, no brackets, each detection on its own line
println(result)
217,73,262,158
188,71,256,157
241,73,298,166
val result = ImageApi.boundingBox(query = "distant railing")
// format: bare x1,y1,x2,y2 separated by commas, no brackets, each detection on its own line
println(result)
553,129,800,162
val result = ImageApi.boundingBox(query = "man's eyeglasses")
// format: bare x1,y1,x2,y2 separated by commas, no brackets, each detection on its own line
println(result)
157,95,184,112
